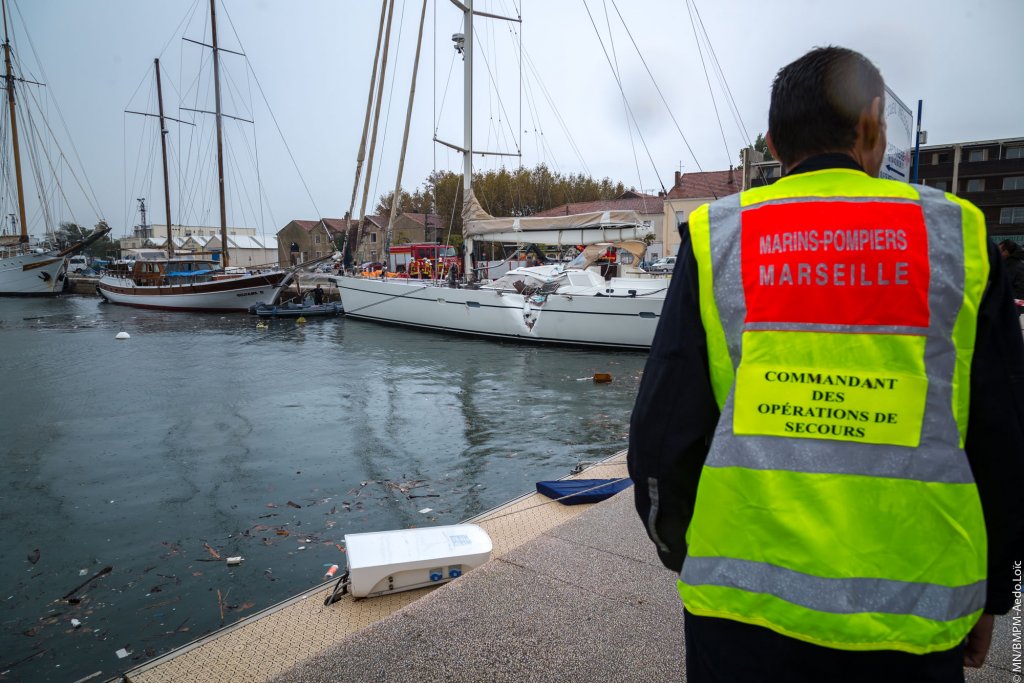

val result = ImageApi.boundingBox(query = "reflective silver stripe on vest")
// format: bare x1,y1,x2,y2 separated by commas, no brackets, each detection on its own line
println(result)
707,194,745,370
917,186,967,451
743,321,929,336
704,189,972,484
682,555,985,622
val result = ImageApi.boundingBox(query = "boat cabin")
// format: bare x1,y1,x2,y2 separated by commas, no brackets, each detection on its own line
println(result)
108,258,222,286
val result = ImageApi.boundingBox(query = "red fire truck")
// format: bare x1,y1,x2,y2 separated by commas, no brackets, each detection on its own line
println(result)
387,243,460,279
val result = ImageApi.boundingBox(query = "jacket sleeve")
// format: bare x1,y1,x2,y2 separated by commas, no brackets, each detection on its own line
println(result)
964,243,1024,615
627,229,720,572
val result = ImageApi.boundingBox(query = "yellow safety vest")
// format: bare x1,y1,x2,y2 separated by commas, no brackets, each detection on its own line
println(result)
679,167,990,654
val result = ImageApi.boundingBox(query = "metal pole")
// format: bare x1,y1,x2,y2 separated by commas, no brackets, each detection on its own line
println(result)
2,0,27,243
356,0,397,266
912,99,922,185
155,58,174,257
462,0,474,279
210,0,228,267
385,0,429,263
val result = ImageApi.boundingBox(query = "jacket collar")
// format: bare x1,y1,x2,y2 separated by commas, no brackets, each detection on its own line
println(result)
787,153,865,176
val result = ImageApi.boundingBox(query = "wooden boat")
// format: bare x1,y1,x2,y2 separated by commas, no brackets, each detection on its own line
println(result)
98,5,287,311
98,259,290,311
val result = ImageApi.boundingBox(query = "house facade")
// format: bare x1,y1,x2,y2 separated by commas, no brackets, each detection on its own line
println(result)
276,219,346,266
354,213,434,264
662,168,743,257
914,136,1024,244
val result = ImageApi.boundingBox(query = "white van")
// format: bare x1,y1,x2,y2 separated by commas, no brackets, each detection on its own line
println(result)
67,255,89,273
649,256,676,273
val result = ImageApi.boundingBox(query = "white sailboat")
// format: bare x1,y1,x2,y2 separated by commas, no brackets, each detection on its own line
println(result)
0,0,110,296
333,0,668,350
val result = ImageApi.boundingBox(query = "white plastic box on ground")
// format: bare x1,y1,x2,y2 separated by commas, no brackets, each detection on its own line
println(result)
344,524,493,598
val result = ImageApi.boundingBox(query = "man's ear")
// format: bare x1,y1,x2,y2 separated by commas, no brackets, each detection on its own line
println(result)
765,132,783,170
860,96,884,149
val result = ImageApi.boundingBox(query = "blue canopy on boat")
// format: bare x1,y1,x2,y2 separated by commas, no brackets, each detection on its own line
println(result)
535,478,632,505
165,269,214,277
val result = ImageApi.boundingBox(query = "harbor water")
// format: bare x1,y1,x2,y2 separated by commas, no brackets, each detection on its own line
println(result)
0,295,646,682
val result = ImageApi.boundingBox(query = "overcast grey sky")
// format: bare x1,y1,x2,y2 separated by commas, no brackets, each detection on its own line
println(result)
8,0,1022,239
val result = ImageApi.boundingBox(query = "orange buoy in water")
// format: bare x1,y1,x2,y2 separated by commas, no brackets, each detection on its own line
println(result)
593,373,613,383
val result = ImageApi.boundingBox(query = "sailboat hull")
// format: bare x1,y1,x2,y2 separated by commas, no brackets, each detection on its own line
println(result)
97,271,290,311
0,252,67,295
334,275,662,350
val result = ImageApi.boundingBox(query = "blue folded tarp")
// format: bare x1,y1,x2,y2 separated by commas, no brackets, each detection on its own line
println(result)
535,478,632,505
166,269,213,277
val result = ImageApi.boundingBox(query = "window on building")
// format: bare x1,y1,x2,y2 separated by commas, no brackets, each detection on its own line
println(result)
932,180,949,191
934,152,951,164
1000,207,1024,224
1004,177,1024,191
965,178,985,192
1006,147,1024,160
967,149,986,162
371,250,378,259
315,234,321,244
316,251,322,258
370,233,378,243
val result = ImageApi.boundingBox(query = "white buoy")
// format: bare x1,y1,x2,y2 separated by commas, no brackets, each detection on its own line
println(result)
115,331,130,340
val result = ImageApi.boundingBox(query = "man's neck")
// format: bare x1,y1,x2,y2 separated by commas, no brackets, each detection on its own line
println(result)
786,153,864,176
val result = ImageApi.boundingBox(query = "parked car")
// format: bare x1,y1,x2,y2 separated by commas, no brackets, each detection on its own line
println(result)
649,256,676,273
67,255,89,273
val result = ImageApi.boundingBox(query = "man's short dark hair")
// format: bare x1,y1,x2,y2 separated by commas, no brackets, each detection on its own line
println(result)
1000,239,1020,255
769,46,885,167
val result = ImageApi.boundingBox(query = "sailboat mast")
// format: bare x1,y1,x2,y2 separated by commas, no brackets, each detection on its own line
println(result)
2,0,27,243
154,58,174,258
463,0,473,209
210,0,228,268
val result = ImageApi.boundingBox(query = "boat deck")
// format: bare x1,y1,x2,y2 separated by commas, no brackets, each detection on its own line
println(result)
123,453,629,683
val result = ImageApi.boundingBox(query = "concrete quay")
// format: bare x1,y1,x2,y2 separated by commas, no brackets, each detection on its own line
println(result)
122,450,1018,682
268,491,1018,683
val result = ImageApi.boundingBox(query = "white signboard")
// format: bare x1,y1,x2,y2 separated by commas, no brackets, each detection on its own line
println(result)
880,86,914,183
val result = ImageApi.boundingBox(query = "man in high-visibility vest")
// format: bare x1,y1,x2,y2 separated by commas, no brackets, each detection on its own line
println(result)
628,46,1024,681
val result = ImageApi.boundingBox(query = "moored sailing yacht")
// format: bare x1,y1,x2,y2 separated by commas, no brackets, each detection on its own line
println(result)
97,1,289,311
0,0,110,296
332,0,668,349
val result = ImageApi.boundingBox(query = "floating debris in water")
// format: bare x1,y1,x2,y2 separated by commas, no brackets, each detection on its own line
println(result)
115,331,130,340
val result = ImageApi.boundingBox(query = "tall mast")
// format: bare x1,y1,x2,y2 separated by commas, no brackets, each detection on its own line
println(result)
210,0,228,267
154,58,174,258
2,0,27,243
462,0,473,215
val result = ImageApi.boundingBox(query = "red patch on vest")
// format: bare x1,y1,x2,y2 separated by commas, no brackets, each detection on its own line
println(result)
740,201,930,327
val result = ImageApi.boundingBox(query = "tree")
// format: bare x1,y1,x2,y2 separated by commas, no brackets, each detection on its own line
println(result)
740,132,773,163
54,220,117,258
418,164,628,238
754,132,773,161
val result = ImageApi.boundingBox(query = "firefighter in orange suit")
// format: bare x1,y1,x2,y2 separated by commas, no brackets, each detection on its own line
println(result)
628,46,1024,682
